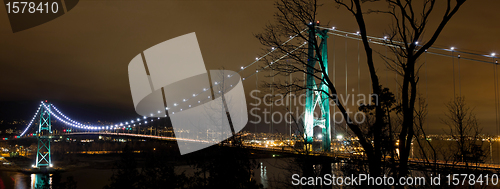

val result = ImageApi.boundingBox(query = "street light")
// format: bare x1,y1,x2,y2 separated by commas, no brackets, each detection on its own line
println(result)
336,135,343,140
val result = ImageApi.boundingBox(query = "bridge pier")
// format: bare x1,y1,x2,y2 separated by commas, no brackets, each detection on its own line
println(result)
35,102,52,168
304,22,331,152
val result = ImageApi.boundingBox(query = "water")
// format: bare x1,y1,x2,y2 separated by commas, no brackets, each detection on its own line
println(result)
0,169,112,189
0,159,279,189
2,140,499,188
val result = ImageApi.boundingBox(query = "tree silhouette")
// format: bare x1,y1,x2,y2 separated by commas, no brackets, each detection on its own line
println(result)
442,96,485,165
104,144,140,189
256,0,468,182
188,146,262,189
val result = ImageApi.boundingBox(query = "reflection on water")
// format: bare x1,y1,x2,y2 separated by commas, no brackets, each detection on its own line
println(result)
30,174,52,189
1,173,52,189
260,162,267,188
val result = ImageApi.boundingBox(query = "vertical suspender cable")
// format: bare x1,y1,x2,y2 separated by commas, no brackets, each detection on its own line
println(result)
496,60,500,155
290,69,292,137
494,59,498,153
271,69,274,134
303,59,307,138
255,71,258,133
458,54,461,97
425,50,428,131
452,50,456,99
333,35,336,138
494,58,499,164
357,37,360,96
357,36,360,125
497,60,500,132
395,53,398,101
345,34,348,134
496,60,500,164
385,42,388,87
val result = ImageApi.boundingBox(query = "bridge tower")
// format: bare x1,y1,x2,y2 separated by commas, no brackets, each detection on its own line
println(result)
35,101,52,168
304,22,331,152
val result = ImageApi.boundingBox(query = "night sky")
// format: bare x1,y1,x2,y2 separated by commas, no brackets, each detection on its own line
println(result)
0,0,499,134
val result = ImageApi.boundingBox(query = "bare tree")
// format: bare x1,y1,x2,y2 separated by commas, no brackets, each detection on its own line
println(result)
256,0,389,177
256,0,468,182
331,0,467,179
442,96,485,165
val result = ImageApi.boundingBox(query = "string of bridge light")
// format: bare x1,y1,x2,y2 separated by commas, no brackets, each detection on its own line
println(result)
242,42,308,81
20,31,306,135
319,24,500,138
161,29,306,117
50,104,163,130
19,103,43,136
22,26,497,136
19,102,161,135
238,28,307,72
317,26,498,64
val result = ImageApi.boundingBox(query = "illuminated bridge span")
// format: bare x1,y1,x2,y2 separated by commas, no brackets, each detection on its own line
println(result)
15,132,218,144
63,132,216,144
12,23,500,168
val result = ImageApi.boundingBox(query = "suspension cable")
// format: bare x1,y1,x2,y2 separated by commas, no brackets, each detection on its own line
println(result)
20,103,43,136
289,67,292,136
494,59,498,146
345,34,348,134
452,50,456,99
333,34,336,138
458,54,461,97
255,70,258,133
425,50,429,131
271,68,274,134
357,35,360,96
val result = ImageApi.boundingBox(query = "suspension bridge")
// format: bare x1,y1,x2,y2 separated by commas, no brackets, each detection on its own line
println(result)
5,22,500,170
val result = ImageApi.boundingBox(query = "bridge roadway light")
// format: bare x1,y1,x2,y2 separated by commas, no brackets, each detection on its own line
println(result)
336,135,343,140
317,134,323,139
